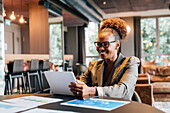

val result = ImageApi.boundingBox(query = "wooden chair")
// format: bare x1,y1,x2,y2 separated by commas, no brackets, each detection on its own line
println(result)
135,74,154,106
137,73,150,84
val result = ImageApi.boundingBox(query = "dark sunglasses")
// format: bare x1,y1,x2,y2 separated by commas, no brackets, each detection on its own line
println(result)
94,41,116,48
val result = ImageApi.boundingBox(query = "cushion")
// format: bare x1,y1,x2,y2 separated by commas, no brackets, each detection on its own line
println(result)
163,58,170,66
141,59,155,66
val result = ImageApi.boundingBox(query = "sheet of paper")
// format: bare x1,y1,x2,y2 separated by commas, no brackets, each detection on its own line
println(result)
3,96,63,108
22,108,79,113
0,101,32,113
61,97,130,111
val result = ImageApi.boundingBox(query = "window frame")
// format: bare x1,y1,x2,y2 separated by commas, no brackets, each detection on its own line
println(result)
85,22,100,65
141,16,170,59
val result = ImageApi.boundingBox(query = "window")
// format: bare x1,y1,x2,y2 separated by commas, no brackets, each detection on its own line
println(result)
141,17,170,64
49,23,63,65
85,22,100,66
0,22,5,95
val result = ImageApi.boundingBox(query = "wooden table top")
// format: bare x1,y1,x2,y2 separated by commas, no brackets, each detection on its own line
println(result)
0,93,164,113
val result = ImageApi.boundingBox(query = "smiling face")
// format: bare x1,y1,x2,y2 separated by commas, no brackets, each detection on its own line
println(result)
96,30,120,62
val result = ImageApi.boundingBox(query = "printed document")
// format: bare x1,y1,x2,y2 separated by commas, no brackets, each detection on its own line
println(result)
3,96,62,108
0,101,31,113
61,97,130,111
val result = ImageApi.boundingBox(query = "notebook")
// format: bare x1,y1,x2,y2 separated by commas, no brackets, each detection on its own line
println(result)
44,71,76,96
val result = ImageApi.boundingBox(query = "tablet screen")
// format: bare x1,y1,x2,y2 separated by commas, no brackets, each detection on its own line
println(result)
44,71,76,95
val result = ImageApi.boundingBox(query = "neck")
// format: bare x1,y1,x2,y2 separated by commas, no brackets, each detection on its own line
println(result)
105,53,118,65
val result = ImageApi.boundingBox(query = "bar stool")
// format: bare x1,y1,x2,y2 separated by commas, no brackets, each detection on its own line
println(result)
76,63,87,76
39,60,50,92
66,59,73,71
26,59,42,93
7,60,26,94
4,73,10,95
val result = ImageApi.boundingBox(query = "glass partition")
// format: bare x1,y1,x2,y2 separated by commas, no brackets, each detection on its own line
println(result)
49,23,63,66
85,22,100,66
0,0,5,95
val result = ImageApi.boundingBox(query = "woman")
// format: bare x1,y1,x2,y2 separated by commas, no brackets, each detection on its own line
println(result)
69,18,140,100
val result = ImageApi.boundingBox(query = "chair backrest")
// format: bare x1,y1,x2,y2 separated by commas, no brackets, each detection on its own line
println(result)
132,91,142,103
42,60,50,70
76,63,87,73
135,84,154,106
68,59,73,67
13,60,24,74
30,59,39,71
137,73,150,84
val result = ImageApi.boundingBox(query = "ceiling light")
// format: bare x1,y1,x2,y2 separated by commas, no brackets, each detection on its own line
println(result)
10,0,16,20
103,1,106,5
10,11,16,20
19,15,25,23
126,25,131,33
19,0,25,24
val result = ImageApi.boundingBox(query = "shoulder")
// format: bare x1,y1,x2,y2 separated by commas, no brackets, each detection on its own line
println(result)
88,60,104,69
127,56,140,66
130,56,140,63
89,60,103,66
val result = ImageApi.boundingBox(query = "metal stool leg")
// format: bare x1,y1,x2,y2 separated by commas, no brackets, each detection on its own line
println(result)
27,72,32,93
37,72,42,91
4,78,7,95
40,71,44,92
9,74,13,94
21,73,26,94
17,77,20,94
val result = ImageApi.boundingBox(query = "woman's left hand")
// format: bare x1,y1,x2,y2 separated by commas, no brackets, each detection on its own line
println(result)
69,79,96,99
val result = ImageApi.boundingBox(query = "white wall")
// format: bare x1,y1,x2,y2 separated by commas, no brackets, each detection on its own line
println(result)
4,23,21,54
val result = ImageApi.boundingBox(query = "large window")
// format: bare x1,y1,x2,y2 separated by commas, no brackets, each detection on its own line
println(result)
85,22,100,65
141,17,170,64
0,22,5,95
49,23,63,65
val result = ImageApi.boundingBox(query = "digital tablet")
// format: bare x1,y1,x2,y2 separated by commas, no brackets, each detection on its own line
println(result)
44,71,76,96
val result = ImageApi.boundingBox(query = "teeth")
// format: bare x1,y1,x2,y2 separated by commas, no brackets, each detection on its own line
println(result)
100,52,106,54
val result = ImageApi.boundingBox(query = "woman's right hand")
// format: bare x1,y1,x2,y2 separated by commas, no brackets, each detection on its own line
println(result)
69,80,96,99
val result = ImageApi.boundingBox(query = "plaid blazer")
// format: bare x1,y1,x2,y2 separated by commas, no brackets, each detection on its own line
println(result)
80,53,140,100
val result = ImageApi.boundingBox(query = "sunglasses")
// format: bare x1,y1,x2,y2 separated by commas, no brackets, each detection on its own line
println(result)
94,41,116,48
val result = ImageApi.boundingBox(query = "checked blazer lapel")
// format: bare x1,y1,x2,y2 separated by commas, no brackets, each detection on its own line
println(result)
96,61,104,86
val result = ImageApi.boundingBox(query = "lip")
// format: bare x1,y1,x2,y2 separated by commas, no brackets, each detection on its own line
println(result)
99,51,107,55
100,52,106,54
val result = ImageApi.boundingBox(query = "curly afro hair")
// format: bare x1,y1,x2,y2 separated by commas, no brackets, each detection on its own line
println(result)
99,18,127,40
